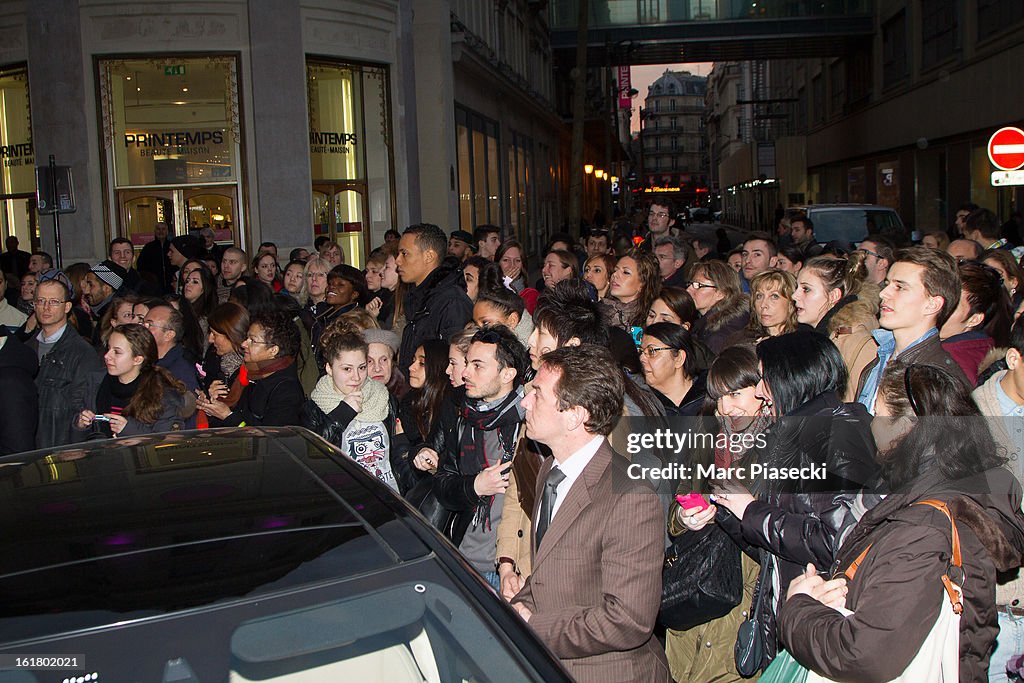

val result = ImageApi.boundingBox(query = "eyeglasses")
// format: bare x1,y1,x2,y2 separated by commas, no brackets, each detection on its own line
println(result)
142,320,171,332
685,281,718,290
307,272,327,280
638,345,674,358
246,336,272,346
857,247,882,260
648,211,670,219
34,298,66,308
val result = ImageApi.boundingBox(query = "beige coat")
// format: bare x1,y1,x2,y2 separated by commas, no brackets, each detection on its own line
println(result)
825,296,879,402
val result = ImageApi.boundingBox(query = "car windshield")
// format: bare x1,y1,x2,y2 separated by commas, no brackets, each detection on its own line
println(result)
0,573,540,682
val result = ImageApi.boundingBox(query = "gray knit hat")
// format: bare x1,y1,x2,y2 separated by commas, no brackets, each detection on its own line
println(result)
362,328,400,355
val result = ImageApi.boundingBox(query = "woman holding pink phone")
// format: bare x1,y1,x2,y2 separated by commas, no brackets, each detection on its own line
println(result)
665,344,770,682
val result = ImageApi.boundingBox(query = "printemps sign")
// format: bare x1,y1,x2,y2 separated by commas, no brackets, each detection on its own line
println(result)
121,128,232,184
309,130,358,155
0,69,34,195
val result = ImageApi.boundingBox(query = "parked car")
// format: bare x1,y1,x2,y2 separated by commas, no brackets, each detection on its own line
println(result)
690,206,711,222
0,427,573,682
792,203,908,248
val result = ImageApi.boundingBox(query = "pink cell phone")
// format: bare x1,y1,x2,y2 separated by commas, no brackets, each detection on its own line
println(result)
676,493,710,512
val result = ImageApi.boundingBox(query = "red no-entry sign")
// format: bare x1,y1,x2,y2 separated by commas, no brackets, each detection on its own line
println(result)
988,127,1024,171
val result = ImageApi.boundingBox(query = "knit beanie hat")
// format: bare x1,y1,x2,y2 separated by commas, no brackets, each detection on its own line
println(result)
90,260,127,292
362,328,400,355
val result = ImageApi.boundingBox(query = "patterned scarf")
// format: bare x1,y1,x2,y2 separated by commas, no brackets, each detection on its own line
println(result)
459,386,525,530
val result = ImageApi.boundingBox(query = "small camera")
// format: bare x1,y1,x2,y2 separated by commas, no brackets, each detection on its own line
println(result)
92,415,112,423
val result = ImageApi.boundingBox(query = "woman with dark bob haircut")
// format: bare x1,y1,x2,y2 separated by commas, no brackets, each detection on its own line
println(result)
706,330,879,671
668,344,769,682
777,361,1024,682
638,322,706,416
197,310,304,427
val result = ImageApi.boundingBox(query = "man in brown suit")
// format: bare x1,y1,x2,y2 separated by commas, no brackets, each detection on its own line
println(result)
511,345,671,682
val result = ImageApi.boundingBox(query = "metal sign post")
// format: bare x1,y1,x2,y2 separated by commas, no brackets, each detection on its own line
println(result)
49,156,61,269
35,155,76,269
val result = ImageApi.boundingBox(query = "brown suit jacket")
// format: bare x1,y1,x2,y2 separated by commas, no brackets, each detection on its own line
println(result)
512,439,671,683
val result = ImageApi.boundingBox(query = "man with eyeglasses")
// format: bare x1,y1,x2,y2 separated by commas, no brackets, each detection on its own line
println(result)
26,278,103,448
645,200,676,245
144,303,199,394
857,235,894,286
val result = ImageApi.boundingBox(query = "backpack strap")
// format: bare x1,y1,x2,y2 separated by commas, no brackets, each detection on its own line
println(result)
843,543,872,581
914,499,964,615
842,499,964,616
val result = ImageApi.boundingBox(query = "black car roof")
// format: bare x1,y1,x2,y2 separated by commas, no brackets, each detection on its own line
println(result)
0,427,432,641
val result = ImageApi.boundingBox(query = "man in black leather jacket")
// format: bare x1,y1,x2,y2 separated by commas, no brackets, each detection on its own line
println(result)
395,224,473,373
412,326,529,589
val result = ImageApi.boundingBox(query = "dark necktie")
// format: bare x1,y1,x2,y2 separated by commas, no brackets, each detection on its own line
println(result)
535,466,567,549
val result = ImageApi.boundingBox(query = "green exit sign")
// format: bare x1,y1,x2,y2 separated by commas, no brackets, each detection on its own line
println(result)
164,65,186,76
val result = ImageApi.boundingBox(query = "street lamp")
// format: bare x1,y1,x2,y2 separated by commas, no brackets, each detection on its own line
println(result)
585,164,594,175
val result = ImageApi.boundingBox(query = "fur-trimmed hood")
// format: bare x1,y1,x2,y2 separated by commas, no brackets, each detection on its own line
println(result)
701,293,749,334
817,287,879,338
826,298,879,336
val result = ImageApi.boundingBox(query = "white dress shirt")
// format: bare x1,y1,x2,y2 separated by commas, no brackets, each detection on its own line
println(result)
548,435,605,520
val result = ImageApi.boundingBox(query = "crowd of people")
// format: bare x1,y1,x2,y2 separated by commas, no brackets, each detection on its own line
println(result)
3,199,1024,682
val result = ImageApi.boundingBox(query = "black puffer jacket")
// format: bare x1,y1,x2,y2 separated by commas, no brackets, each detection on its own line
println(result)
718,391,880,664
397,258,473,373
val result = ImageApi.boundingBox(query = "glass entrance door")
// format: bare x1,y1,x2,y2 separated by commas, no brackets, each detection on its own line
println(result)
0,196,39,251
118,186,238,251
312,183,367,267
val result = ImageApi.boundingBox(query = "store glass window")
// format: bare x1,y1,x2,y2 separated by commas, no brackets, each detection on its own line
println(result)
508,131,533,242
455,106,501,232
0,65,38,249
308,61,393,268
99,57,243,248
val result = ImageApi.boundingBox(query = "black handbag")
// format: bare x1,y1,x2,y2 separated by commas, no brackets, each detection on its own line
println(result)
659,524,743,631
734,550,771,678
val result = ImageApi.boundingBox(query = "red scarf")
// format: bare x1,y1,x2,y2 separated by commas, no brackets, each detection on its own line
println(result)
245,355,295,381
